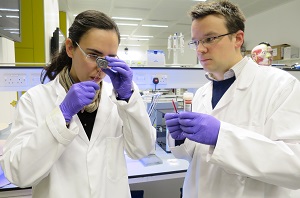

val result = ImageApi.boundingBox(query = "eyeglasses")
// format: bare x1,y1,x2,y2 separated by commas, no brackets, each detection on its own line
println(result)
75,41,100,62
75,41,109,69
188,32,235,50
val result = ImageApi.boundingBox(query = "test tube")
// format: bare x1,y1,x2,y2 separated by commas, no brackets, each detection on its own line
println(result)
171,99,178,113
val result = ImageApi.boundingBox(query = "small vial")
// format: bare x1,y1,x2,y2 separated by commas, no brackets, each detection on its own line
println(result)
183,91,193,112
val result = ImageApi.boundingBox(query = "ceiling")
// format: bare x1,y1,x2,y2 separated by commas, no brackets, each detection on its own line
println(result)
59,0,295,48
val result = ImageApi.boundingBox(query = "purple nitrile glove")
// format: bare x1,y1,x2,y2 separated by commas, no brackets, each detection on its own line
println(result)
165,113,186,140
102,56,133,100
179,112,220,145
59,81,100,123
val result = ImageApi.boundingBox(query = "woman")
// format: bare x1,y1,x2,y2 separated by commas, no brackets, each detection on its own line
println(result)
0,10,156,198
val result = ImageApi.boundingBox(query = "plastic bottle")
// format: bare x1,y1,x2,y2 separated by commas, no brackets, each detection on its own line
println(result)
183,91,193,112
179,32,184,53
167,35,172,58
173,33,178,49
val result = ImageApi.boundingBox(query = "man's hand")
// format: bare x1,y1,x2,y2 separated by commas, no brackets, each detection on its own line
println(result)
179,112,220,145
165,113,186,140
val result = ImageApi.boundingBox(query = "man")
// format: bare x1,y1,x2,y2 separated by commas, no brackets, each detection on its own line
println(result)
165,1,300,197
251,42,273,66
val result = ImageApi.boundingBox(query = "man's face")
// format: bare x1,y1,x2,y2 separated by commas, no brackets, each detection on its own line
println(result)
251,44,273,66
191,15,244,80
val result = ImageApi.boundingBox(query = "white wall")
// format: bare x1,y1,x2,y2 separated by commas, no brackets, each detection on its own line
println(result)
244,0,300,50
0,37,16,125
44,0,60,63
0,37,15,64
118,45,149,66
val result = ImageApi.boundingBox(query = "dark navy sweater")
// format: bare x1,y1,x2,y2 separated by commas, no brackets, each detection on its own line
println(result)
212,76,236,109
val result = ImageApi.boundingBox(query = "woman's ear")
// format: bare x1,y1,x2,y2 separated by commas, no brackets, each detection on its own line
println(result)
65,38,74,58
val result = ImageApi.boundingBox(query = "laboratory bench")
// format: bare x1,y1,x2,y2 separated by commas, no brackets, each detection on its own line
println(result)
127,144,188,184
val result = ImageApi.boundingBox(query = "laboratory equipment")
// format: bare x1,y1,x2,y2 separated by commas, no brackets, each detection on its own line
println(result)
96,57,109,69
183,91,193,112
146,50,166,66
144,93,162,123
167,33,184,65
151,99,185,153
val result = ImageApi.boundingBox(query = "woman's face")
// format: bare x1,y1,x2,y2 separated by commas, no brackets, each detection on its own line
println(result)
66,28,119,83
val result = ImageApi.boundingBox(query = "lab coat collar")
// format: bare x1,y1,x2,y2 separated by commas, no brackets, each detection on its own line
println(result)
235,58,259,90
214,59,259,112
201,58,259,113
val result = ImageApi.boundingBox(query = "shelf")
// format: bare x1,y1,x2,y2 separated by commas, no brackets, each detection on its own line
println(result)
273,58,300,66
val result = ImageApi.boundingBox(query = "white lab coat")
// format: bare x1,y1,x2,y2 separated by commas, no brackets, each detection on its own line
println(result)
0,76,156,198
171,58,300,198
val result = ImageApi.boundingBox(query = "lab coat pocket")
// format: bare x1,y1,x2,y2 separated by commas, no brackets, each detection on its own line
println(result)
106,134,127,182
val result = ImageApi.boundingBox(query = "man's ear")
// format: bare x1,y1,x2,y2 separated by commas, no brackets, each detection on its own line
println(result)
65,38,74,58
235,30,244,49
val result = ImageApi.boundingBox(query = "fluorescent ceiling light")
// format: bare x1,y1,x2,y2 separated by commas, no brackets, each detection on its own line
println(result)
116,23,138,26
142,24,168,28
120,44,141,47
132,35,153,38
0,8,19,12
4,28,19,31
120,35,129,37
121,38,149,41
6,15,19,18
112,17,142,21
129,38,149,41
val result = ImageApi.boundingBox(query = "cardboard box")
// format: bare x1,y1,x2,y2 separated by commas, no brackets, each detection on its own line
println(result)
272,44,290,60
283,46,299,59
